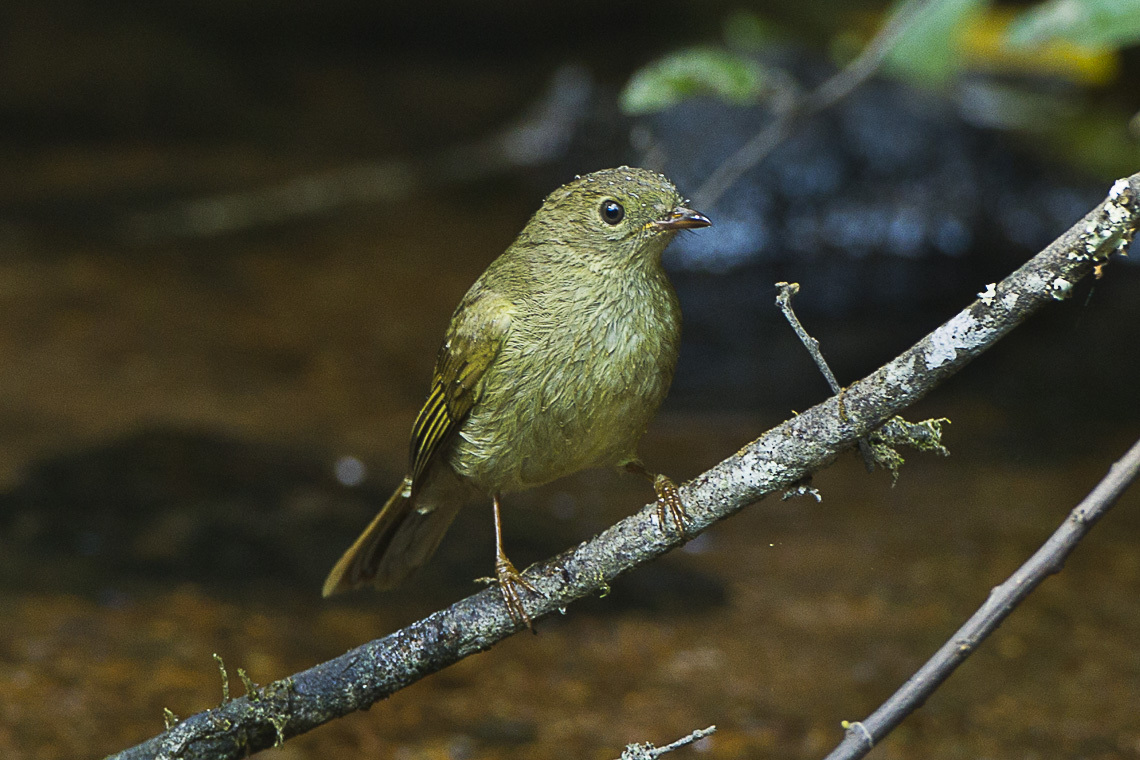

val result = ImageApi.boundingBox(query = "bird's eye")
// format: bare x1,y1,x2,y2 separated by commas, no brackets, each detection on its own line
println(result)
600,200,625,225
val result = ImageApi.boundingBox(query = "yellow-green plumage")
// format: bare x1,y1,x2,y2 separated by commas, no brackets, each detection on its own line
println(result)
323,166,709,599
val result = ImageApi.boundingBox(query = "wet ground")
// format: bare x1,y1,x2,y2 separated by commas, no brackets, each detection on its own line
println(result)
0,189,1137,760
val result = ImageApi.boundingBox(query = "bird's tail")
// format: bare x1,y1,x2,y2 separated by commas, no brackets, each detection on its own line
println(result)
322,476,464,597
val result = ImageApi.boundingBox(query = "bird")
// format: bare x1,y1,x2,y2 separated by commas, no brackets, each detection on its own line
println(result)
322,166,711,624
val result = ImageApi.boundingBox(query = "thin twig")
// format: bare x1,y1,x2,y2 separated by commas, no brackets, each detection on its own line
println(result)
105,174,1138,760
775,282,876,471
619,725,717,759
824,434,1140,760
775,283,842,394
695,0,935,207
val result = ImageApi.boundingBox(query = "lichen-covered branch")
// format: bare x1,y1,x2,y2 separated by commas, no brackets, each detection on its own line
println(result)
106,173,1139,760
619,725,717,759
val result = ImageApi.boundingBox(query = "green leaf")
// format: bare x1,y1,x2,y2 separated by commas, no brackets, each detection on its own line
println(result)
1008,0,1140,50
620,47,769,115
882,0,987,86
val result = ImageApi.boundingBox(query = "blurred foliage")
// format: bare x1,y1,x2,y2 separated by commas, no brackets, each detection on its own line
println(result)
619,47,771,115
881,0,987,86
623,0,1138,107
880,0,1124,87
619,0,1140,176
1008,0,1140,50
966,7,1119,84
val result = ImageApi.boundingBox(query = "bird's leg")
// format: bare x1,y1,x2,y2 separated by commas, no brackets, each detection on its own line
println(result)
624,461,690,538
491,494,538,628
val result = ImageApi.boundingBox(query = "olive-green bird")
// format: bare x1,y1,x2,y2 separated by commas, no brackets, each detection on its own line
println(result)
322,166,711,623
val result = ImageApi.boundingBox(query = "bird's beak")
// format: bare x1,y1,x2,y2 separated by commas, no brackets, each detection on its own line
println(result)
653,206,712,230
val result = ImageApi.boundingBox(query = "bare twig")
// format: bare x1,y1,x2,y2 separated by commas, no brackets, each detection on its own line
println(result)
825,434,1140,760
212,654,230,704
695,0,935,207
775,282,843,394
105,174,1138,760
619,725,717,759
775,282,876,471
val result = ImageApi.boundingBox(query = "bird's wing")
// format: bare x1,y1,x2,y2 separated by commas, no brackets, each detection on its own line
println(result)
408,288,511,490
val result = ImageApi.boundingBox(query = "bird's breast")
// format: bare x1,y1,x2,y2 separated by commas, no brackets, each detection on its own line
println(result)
449,270,681,493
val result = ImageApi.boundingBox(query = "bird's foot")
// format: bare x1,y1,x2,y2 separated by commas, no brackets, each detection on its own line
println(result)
653,474,690,538
492,552,541,629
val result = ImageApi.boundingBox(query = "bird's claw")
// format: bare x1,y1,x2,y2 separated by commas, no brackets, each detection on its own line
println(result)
653,474,690,538
494,553,542,629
